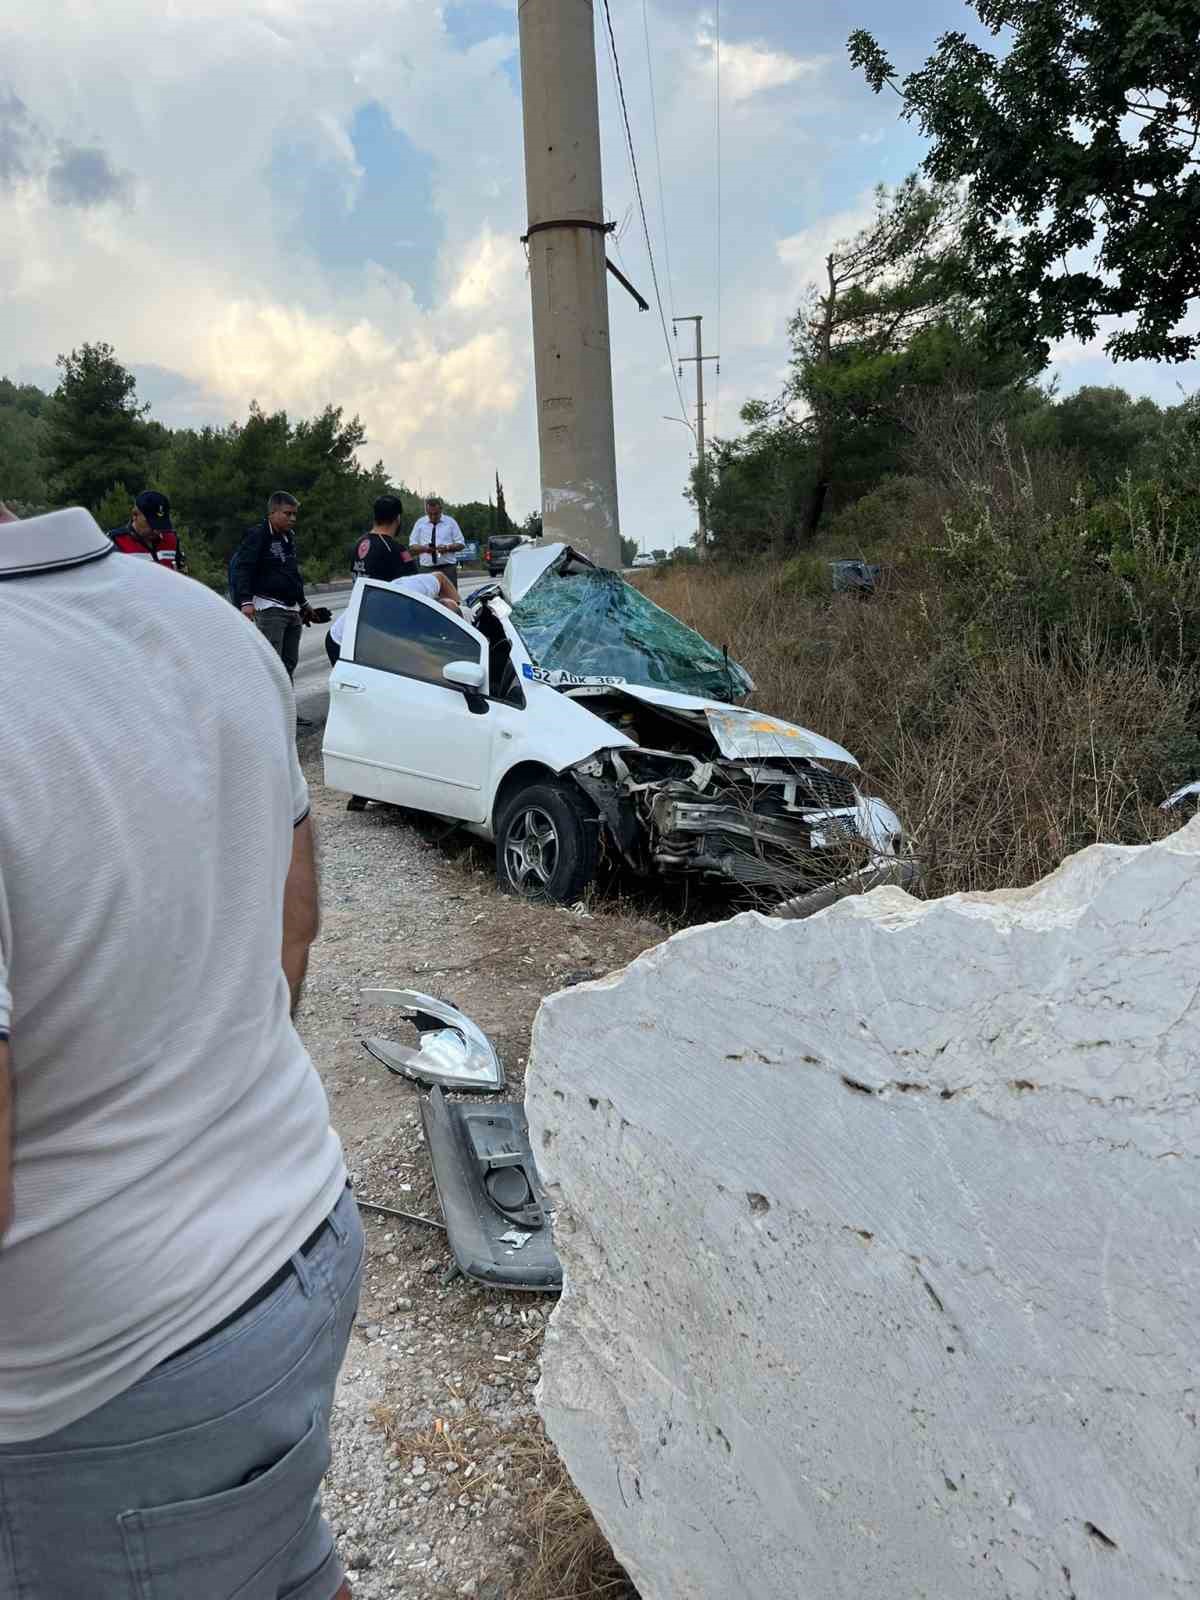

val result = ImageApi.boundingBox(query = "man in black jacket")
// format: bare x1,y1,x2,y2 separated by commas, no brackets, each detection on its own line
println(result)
350,495,418,583
230,492,317,685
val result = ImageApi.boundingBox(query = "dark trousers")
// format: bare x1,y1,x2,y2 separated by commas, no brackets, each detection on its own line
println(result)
325,633,340,667
432,561,458,588
255,607,302,681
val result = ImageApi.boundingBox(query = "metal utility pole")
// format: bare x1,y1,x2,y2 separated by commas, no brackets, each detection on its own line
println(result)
517,0,622,570
675,315,718,560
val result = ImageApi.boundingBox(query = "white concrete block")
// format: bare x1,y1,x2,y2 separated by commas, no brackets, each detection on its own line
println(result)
527,821,1200,1600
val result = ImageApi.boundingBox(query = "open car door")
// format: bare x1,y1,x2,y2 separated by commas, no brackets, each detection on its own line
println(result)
323,579,494,821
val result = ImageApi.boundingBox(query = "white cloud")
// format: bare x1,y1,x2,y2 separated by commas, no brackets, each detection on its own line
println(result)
0,0,538,502
2,0,857,536
697,27,823,104
776,198,878,295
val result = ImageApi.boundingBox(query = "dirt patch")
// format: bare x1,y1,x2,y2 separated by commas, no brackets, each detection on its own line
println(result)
297,735,659,1597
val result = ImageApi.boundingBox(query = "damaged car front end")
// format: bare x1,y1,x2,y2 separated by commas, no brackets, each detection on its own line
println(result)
497,546,917,914
564,723,909,917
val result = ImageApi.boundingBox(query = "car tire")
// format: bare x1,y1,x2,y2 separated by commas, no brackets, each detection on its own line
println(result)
495,780,598,904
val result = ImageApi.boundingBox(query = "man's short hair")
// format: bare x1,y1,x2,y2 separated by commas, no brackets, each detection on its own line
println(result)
373,495,405,528
268,491,299,514
424,495,442,509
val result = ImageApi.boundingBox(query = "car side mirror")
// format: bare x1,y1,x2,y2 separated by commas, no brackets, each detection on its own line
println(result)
443,658,489,715
444,660,485,690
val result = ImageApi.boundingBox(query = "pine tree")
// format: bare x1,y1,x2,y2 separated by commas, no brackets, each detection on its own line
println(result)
495,471,511,535
95,482,135,532
44,343,150,511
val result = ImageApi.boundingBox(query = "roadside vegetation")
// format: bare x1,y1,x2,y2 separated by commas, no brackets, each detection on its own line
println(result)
654,402,1200,901
0,351,537,589
665,157,1200,907
673,0,1200,905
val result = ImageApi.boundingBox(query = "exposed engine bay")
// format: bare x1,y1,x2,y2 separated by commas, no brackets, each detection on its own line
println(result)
558,688,902,910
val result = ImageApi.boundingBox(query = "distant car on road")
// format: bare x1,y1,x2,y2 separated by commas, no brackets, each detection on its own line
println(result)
632,553,658,568
484,534,526,576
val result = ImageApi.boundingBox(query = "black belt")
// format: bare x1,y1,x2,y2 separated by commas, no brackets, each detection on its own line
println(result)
167,1212,334,1361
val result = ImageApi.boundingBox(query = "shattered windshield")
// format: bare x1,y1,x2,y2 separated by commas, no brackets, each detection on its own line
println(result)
508,569,752,702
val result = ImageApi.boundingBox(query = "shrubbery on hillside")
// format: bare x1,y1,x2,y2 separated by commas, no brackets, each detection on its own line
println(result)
647,405,1200,900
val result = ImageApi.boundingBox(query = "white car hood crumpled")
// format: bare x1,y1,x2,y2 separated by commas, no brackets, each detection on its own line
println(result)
701,703,858,767
582,680,859,768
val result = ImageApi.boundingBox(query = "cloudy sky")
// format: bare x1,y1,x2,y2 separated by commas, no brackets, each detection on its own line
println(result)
2,0,1195,546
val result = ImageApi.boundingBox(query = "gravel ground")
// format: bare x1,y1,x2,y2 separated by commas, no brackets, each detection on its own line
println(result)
295,733,664,1598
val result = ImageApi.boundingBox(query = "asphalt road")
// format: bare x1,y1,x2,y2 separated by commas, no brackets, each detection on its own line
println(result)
294,577,492,724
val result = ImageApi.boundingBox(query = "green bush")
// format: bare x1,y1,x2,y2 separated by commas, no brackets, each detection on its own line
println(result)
927,475,1200,670
773,553,830,599
661,546,700,568
94,482,133,532
820,474,946,556
178,535,230,595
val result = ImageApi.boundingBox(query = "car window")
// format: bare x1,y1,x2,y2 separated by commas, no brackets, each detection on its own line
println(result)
353,587,482,683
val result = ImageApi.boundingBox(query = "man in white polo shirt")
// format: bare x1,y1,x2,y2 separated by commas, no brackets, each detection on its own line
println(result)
409,495,466,586
0,503,361,1600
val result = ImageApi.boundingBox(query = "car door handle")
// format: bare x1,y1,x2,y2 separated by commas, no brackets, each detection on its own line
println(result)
337,682,366,693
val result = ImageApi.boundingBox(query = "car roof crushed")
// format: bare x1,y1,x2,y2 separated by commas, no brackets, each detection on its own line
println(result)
504,545,754,703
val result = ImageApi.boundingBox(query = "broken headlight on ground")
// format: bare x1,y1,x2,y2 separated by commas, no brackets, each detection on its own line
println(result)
359,990,560,1292
360,990,505,1092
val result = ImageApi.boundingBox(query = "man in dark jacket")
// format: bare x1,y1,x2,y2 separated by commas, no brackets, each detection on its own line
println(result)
230,492,316,684
108,490,188,572
350,495,418,583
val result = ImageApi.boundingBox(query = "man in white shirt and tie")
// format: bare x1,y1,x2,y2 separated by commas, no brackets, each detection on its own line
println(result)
409,496,465,586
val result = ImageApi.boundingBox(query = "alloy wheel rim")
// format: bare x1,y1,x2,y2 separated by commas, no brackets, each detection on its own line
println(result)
505,805,560,888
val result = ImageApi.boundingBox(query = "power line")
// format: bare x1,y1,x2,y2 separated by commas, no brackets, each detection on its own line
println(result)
642,0,677,320
714,0,723,436
599,0,690,427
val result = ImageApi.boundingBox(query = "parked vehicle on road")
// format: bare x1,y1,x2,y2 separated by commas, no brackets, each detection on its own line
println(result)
632,553,657,568
484,533,526,576
322,545,917,914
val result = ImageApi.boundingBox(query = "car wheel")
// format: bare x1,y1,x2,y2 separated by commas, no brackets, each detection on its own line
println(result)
495,781,598,904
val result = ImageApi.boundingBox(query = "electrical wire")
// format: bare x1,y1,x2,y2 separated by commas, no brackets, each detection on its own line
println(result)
714,0,723,435
642,0,677,320
600,0,690,426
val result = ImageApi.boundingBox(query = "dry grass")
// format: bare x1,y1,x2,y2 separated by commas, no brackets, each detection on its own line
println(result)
370,1401,636,1600
643,562,1195,899
503,1424,637,1600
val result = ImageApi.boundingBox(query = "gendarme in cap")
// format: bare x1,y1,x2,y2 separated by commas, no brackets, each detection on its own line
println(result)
135,491,171,532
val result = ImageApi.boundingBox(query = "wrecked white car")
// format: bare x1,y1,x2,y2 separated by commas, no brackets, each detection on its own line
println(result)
322,544,917,914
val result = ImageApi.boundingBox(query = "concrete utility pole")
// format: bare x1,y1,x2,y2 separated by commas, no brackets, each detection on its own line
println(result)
675,315,718,560
517,0,622,570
